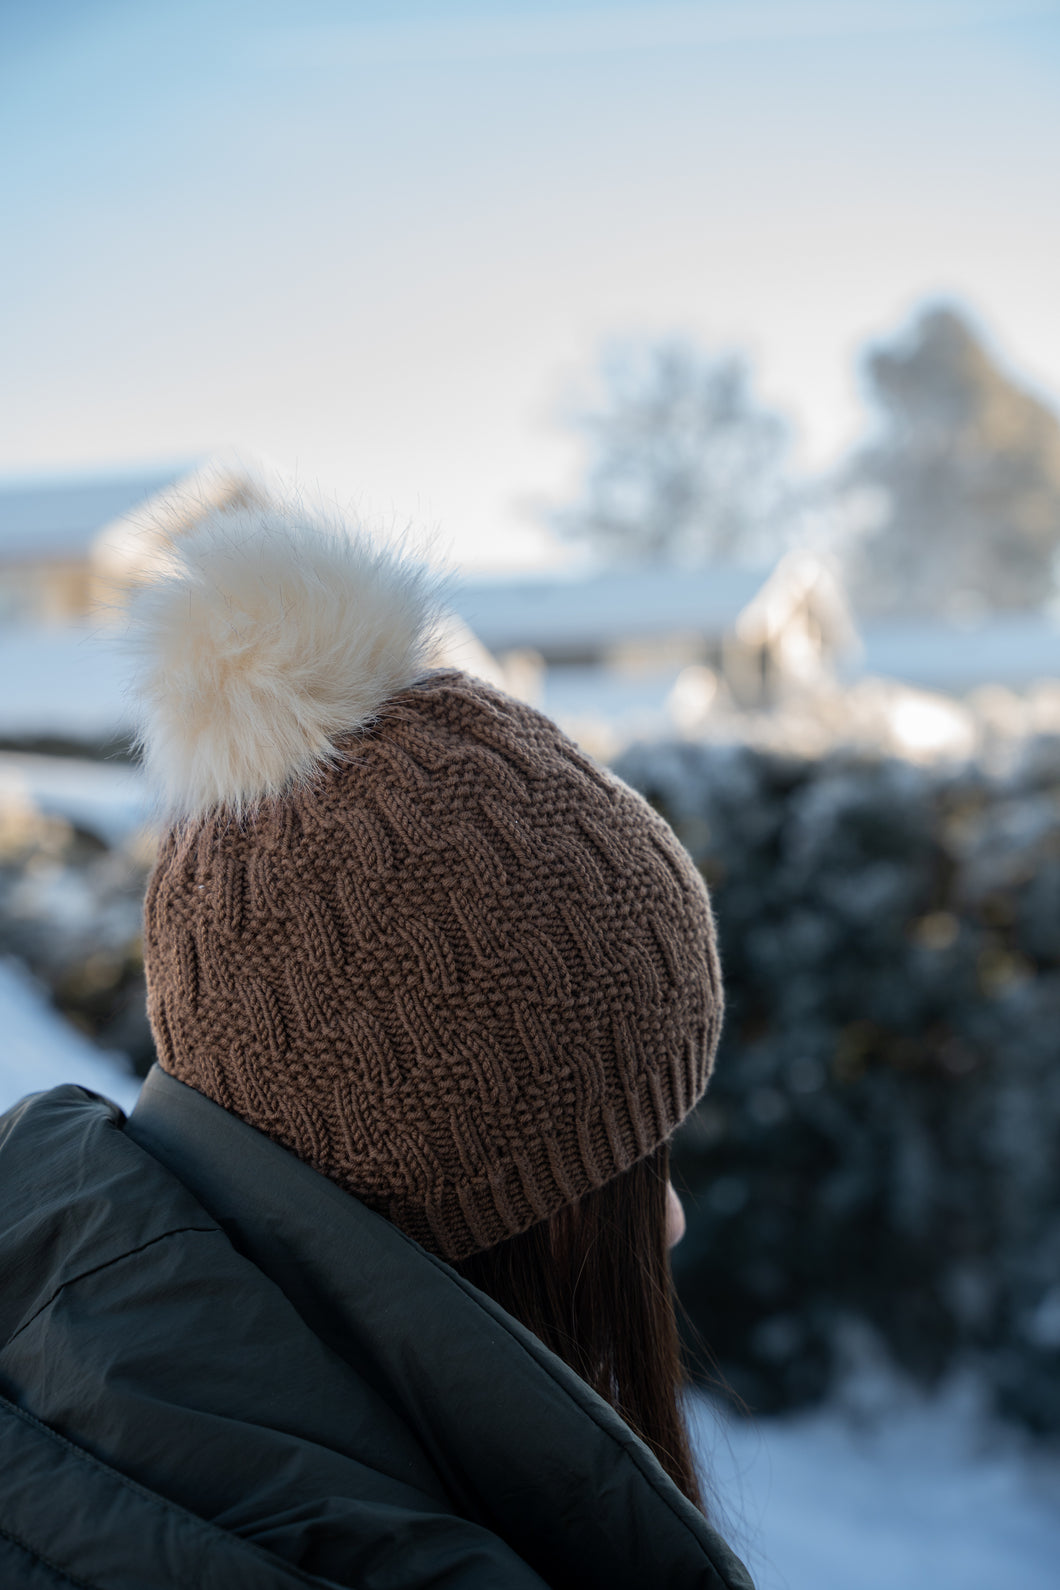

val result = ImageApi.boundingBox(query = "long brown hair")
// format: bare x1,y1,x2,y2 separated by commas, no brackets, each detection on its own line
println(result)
455,1140,703,1511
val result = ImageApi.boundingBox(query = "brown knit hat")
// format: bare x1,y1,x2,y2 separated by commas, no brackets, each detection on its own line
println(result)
135,502,723,1261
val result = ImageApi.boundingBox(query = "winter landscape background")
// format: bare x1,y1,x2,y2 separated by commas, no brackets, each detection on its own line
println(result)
2,605,1059,1590
4,3,1060,1586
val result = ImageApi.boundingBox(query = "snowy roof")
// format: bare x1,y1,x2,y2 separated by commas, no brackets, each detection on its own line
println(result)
452,564,768,653
91,455,272,589
852,616,1060,691
0,469,185,564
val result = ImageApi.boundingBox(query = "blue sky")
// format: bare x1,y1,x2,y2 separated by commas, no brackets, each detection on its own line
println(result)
2,0,1058,568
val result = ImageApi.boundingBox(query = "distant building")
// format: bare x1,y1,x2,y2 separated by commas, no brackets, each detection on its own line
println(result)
727,552,859,706
0,468,182,623
90,457,274,610
2,461,864,746
0,458,282,625
454,551,857,708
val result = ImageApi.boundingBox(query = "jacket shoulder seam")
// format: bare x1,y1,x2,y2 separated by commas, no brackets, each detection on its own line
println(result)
4,1224,220,1351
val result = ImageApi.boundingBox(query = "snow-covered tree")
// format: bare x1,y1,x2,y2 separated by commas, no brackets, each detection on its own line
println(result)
842,305,1060,616
553,338,793,566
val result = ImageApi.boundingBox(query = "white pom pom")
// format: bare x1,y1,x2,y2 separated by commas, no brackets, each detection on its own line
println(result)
130,500,440,817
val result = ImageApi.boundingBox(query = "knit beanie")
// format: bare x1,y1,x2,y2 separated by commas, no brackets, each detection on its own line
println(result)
135,502,724,1261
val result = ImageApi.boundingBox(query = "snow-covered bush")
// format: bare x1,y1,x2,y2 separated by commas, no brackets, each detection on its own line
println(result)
3,731,1058,1436
615,734,1060,1435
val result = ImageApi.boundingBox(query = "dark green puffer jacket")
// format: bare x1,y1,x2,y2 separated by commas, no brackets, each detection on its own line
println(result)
0,1067,754,1589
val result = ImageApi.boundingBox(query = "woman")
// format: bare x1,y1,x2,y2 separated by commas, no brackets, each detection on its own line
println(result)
0,500,754,1588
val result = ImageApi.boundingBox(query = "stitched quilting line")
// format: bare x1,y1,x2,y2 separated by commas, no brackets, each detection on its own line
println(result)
0,1523,97,1590
0,1396,337,1589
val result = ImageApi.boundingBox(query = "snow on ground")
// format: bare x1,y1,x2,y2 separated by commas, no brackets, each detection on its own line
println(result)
691,1371,1060,1590
0,957,141,1115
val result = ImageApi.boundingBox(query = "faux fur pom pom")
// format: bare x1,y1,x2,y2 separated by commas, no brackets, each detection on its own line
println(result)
130,502,439,818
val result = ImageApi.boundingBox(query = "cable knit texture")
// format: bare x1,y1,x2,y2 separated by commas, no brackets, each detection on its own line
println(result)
144,669,723,1260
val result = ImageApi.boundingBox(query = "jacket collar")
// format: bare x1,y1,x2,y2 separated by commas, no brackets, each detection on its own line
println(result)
128,1065,752,1590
